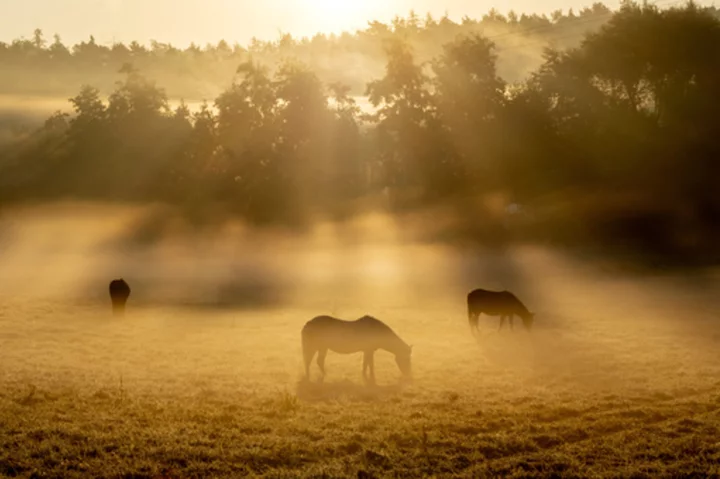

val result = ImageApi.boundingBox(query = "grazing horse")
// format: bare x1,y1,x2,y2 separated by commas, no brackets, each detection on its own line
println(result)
467,288,534,335
109,278,131,316
301,315,412,384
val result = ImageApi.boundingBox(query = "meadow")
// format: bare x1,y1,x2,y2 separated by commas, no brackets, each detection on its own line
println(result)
0,205,719,478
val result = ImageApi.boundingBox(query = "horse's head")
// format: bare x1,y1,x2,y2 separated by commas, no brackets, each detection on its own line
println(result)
395,345,413,381
522,312,535,331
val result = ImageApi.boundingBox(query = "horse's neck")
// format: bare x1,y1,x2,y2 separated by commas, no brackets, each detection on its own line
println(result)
380,332,408,355
513,300,530,316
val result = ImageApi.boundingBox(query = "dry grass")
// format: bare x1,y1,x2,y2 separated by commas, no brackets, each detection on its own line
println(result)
2,279,720,477
1,207,720,478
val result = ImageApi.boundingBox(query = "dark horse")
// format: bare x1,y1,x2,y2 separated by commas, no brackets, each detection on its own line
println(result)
467,288,534,335
109,278,131,316
301,315,412,384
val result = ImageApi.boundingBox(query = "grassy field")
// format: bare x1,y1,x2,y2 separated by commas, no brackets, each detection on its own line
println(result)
1,208,720,478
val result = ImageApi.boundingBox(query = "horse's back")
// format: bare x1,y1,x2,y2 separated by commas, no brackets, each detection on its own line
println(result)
355,314,391,331
302,315,389,354
303,314,386,331
109,278,130,296
304,315,340,326
303,315,340,334
302,314,395,342
468,288,522,312
468,288,509,303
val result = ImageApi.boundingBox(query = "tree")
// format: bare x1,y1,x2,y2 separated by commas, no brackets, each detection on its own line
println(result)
274,61,334,215
107,64,169,122
68,85,107,140
431,34,506,190
49,34,71,61
366,38,432,196
328,82,364,202
215,60,276,154
32,29,46,50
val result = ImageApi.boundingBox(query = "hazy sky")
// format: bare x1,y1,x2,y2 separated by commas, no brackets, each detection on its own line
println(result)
0,0,706,48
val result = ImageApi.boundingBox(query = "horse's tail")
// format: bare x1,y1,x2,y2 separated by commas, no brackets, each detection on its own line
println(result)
301,323,315,378
467,292,476,321
301,324,308,350
467,294,477,332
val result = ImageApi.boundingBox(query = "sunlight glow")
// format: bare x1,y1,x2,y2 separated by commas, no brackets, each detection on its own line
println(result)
298,0,390,34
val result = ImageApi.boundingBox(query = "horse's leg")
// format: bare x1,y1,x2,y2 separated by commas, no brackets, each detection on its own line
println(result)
368,351,376,385
362,351,370,382
498,316,505,331
303,345,316,380
470,313,480,337
317,349,328,381
510,314,515,331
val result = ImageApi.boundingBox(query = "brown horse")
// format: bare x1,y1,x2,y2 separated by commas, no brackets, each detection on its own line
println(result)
467,288,534,335
109,278,131,316
301,315,412,384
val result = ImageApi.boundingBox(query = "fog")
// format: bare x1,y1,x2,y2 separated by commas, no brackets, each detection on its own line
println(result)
0,202,509,309
1,202,719,476
1,201,717,313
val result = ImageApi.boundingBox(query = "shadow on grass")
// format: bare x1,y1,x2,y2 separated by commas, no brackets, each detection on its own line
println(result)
296,377,405,402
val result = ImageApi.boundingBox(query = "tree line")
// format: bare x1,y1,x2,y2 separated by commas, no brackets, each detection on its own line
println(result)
1,1,719,264
1,3,620,98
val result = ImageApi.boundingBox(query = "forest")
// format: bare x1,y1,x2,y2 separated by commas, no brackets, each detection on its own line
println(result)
0,2,617,99
0,1,718,267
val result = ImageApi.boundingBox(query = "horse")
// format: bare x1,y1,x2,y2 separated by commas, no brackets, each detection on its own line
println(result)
467,288,534,335
301,315,412,384
109,278,131,316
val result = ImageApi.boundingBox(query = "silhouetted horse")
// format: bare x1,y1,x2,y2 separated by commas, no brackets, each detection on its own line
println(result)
467,288,534,335
301,315,412,384
109,278,131,316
